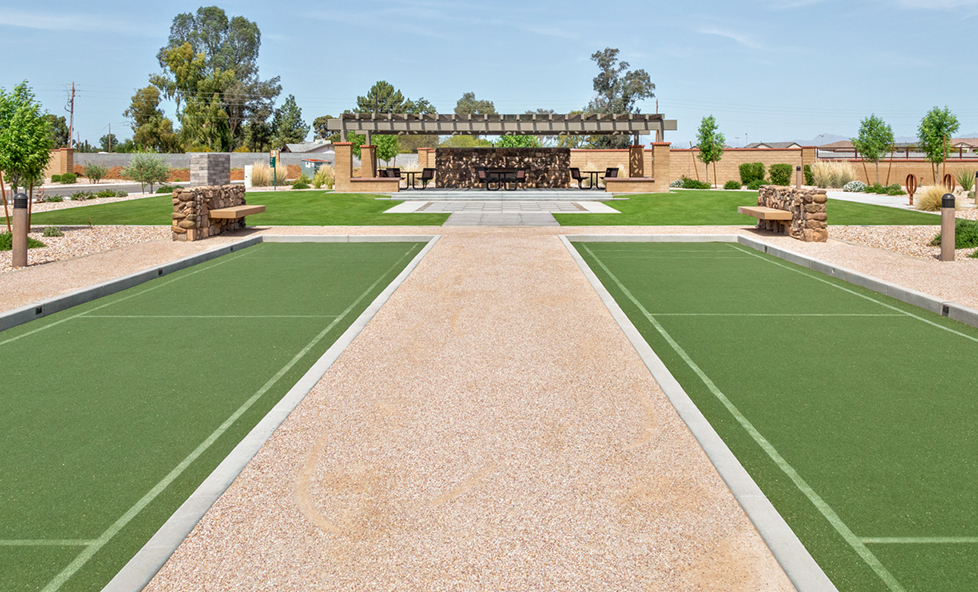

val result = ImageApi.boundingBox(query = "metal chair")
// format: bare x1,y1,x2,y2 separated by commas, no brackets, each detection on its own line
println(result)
476,168,493,190
378,169,389,178
570,167,586,189
506,169,527,191
419,168,435,189
389,168,401,178
599,167,618,188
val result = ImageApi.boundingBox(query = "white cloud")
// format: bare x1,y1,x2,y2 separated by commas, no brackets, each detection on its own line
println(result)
697,27,764,50
0,11,143,34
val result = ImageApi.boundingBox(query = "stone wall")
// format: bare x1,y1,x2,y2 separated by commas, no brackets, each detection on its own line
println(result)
171,184,247,241
190,153,231,187
758,186,828,242
435,148,570,188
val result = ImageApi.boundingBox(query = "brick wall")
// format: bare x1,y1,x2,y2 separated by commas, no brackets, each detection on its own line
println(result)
671,147,817,186
44,148,74,178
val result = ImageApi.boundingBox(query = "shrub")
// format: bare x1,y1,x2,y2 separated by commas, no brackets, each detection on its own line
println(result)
46,195,63,202
0,232,45,251
768,164,793,186
84,163,108,184
863,183,906,196
50,174,61,183
669,179,684,188
250,161,288,187
42,226,63,237
156,185,179,194
843,180,866,192
804,164,814,186
292,174,311,189
71,191,95,201
915,185,955,211
739,162,765,185
811,160,855,188
122,152,171,193
929,219,978,249
679,176,711,189
93,189,126,198
953,169,976,192
746,179,766,190
59,172,77,184
724,180,742,190
312,165,335,189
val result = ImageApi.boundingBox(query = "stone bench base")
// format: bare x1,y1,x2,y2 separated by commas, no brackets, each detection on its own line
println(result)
348,178,401,193
603,177,658,193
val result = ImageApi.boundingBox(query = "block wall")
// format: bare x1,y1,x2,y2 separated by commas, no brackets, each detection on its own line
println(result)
190,153,231,187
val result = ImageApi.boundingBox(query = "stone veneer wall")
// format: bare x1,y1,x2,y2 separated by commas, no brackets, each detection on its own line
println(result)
171,184,246,241
757,186,828,242
190,153,231,187
435,148,570,188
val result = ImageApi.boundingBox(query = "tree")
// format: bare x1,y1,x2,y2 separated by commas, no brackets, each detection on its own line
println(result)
122,152,171,193
154,7,281,149
355,81,406,114
124,86,179,152
439,136,492,148
100,133,119,152
917,106,960,183
851,114,893,185
312,115,335,142
375,135,399,166
271,95,310,147
455,92,496,115
42,114,69,148
0,82,54,226
695,115,725,187
586,48,655,148
495,135,540,148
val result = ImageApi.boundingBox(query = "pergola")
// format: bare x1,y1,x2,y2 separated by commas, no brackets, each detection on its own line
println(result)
326,112,678,143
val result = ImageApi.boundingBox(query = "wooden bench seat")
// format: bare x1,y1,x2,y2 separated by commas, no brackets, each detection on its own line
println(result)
209,205,266,219
738,206,792,234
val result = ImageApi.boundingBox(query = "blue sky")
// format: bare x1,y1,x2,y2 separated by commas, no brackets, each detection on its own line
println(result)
2,0,977,147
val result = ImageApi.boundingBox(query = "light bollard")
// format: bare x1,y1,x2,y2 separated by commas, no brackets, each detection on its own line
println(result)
940,193,955,262
796,165,802,189
12,192,29,268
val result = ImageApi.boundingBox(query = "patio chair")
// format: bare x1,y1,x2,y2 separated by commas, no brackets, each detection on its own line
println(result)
419,168,435,189
378,169,389,178
570,167,586,189
505,168,527,191
389,168,401,178
599,167,618,188
476,168,492,190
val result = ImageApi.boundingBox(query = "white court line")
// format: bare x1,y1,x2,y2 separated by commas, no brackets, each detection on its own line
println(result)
0,248,258,348
588,255,751,259
582,243,906,592
728,244,978,345
81,315,340,319
649,313,905,317
0,540,94,546
862,537,978,544
40,244,420,592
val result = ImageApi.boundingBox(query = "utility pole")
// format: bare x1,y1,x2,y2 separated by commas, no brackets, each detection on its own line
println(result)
65,82,75,150
108,123,112,153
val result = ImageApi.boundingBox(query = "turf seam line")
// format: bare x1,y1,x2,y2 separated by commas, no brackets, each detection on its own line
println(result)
861,537,978,544
561,237,838,592
728,243,978,345
0,540,95,546
581,242,905,592
0,248,259,348
41,244,422,592
100,237,437,592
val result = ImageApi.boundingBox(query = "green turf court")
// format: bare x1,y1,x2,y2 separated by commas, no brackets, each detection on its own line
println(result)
0,241,424,592
575,241,978,592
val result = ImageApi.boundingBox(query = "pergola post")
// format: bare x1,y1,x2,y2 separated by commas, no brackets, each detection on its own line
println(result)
651,142,671,193
334,142,353,192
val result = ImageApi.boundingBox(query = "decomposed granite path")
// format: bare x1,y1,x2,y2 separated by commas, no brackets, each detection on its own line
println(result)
144,229,794,591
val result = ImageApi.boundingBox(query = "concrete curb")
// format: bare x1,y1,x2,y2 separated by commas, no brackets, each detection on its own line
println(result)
737,236,978,329
565,234,739,243
101,235,440,592
0,237,263,333
560,236,838,592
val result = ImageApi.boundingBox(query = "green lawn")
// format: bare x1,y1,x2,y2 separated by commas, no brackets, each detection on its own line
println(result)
554,190,940,226
0,241,424,592
27,191,450,226
576,241,978,591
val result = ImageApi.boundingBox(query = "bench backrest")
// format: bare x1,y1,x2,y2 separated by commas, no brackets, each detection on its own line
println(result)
605,167,618,178
421,168,435,180
515,169,526,181
390,168,401,178
570,167,582,180
378,169,389,177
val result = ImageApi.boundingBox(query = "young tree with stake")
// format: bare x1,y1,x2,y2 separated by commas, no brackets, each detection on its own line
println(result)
696,115,725,187
852,114,894,185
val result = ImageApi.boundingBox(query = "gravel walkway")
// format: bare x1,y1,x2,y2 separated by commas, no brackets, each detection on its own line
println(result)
144,229,794,591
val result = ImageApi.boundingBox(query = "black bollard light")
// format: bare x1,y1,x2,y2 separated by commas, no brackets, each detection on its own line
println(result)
12,192,28,268
940,193,955,262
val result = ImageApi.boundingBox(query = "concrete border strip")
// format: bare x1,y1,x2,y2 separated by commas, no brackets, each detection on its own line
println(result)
566,233,739,243
736,236,978,329
560,235,838,592
101,235,440,592
0,236,263,333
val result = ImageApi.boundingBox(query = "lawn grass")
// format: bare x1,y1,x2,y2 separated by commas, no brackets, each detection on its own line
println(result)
553,190,940,226
576,241,978,591
0,242,424,591
26,191,450,226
